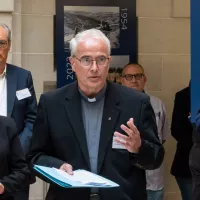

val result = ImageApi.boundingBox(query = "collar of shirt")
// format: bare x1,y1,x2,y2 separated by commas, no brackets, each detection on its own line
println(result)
79,83,107,103
0,65,7,79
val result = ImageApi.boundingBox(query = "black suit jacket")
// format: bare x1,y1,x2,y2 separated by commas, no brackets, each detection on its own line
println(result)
28,82,164,200
6,64,37,156
171,86,193,178
0,116,30,200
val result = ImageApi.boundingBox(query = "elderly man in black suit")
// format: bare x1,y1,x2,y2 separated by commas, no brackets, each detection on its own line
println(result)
28,29,164,200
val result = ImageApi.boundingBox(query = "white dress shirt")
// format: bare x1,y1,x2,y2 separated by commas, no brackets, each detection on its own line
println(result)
0,66,7,116
146,94,170,191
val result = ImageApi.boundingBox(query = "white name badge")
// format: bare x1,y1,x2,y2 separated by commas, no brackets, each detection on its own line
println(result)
16,88,31,100
112,137,126,150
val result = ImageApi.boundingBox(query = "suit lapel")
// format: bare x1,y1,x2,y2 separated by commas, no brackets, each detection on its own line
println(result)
6,64,17,117
63,82,90,170
97,83,121,173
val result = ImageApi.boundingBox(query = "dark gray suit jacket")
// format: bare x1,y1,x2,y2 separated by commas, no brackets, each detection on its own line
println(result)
6,64,37,156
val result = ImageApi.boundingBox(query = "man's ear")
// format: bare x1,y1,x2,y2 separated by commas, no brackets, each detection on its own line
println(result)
69,56,75,72
107,56,112,71
120,77,124,85
144,75,147,83
8,41,11,51
108,56,112,62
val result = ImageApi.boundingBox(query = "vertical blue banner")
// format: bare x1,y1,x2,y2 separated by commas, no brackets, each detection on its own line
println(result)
56,0,137,88
191,0,200,122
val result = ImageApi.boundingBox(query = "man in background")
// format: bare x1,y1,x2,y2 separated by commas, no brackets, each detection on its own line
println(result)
0,24,37,200
171,84,193,200
121,63,170,200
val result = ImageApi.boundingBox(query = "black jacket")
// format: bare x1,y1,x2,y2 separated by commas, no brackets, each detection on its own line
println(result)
0,116,30,200
171,87,193,178
28,81,164,200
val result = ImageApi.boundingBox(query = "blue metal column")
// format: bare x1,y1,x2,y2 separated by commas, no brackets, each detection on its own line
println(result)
191,0,200,122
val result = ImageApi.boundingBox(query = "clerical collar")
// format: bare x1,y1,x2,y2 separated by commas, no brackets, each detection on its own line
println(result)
79,84,107,103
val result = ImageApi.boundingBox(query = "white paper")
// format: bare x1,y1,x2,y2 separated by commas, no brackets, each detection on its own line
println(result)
54,168,108,185
16,88,31,100
34,165,119,188
112,137,126,149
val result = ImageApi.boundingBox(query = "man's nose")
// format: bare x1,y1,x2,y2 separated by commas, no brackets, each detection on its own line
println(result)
90,60,98,71
130,76,136,82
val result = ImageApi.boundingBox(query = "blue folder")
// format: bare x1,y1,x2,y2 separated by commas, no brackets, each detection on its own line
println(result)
34,165,119,188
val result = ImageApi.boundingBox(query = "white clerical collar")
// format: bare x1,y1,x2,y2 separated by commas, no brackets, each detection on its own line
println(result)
79,84,107,103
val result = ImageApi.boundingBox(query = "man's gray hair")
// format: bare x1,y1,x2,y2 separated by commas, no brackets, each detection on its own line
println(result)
0,24,11,42
69,29,111,56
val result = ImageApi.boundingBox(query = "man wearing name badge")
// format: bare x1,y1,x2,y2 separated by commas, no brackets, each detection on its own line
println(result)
0,24,37,200
28,29,164,200
121,63,170,200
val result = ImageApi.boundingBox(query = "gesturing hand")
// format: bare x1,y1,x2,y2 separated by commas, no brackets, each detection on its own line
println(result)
114,118,141,153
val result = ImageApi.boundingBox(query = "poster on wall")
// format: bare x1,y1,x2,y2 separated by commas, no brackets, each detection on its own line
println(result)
56,0,137,88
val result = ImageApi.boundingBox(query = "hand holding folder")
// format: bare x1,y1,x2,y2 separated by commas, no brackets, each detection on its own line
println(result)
34,165,119,188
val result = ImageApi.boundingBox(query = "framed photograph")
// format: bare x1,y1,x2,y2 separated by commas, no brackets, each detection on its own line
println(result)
64,6,120,51
107,55,129,84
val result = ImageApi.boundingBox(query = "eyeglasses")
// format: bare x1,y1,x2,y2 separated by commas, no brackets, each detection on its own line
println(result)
0,40,8,49
122,73,144,81
74,55,109,67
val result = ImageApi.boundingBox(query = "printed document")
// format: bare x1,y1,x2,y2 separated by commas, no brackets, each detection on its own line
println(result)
34,165,119,188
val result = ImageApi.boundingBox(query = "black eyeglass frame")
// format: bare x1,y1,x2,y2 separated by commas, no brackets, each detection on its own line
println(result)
122,73,144,81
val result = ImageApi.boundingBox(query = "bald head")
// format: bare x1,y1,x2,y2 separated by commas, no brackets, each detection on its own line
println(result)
122,63,144,75
121,63,147,92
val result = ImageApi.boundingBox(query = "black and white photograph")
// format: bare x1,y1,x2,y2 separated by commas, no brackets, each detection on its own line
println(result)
64,6,120,52
107,55,129,84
